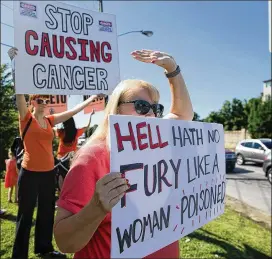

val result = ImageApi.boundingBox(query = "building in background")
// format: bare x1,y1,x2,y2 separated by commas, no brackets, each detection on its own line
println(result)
262,79,271,101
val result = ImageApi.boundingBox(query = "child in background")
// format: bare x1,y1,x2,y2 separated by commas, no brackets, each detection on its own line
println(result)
5,150,18,203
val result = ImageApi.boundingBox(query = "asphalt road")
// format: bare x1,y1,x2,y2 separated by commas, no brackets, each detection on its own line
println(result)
226,163,271,216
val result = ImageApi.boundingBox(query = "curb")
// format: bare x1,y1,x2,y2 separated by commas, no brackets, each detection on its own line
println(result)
226,195,271,230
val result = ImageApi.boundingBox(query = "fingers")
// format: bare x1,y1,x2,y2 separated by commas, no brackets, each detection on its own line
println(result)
110,192,126,208
108,183,129,201
98,172,122,186
105,177,127,194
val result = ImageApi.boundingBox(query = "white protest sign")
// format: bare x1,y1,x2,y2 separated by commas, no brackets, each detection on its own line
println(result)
14,1,120,95
110,115,226,258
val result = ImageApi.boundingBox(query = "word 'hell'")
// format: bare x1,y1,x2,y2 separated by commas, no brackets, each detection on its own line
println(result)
114,122,168,152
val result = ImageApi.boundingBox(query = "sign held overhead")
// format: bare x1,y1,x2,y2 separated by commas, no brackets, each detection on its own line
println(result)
14,1,120,95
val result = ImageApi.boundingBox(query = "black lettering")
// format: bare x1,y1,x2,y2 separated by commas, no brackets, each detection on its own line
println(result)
48,64,60,89
181,196,188,225
33,64,46,88
169,159,181,189
57,7,70,33
152,211,160,237
144,164,157,197
172,126,183,147
45,5,58,30
212,153,219,174
158,160,172,193
72,66,84,90
84,67,96,90
132,219,143,243
82,13,93,35
96,68,108,90
187,158,196,183
59,65,72,90
160,205,171,229
116,226,132,254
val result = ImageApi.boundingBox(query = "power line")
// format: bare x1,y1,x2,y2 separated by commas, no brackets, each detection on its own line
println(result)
1,22,14,28
1,42,13,48
1,3,13,11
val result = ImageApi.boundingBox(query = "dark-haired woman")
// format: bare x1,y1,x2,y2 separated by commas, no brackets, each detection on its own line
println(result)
56,109,94,159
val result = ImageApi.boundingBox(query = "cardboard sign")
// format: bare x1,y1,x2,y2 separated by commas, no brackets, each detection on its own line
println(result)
83,95,105,114
14,1,120,95
110,115,225,258
44,95,67,115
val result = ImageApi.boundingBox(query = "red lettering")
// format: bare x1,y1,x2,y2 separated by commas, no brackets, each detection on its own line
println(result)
52,35,64,58
40,33,52,57
65,37,77,60
148,124,159,149
78,38,89,61
114,122,137,152
25,30,38,56
156,125,168,148
90,41,100,62
136,122,148,150
101,41,112,63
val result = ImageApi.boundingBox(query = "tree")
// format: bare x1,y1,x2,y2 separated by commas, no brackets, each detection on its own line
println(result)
193,112,201,121
231,98,247,130
248,97,272,138
203,111,225,125
0,64,19,173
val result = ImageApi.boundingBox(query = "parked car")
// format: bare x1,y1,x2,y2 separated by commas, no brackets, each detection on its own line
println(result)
263,152,271,183
235,138,272,165
225,149,236,173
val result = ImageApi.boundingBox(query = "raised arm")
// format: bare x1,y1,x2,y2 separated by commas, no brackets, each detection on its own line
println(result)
8,47,29,119
131,50,194,121
83,109,95,133
53,97,99,126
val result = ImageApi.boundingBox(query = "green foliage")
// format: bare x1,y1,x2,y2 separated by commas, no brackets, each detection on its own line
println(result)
202,93,271,139
248,97,272,138
193,112,202,121
0,64,19,173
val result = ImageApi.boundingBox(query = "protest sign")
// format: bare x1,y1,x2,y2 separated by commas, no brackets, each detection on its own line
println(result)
110,115,225,258
44,95,67,115
83,95,105,114
14,1,120,95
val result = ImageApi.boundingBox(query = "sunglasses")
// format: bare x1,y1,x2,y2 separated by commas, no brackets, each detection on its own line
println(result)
36,98,50,105
118,100,164,117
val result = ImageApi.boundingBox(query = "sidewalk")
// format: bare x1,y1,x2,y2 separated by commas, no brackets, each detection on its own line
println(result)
226,195,271,230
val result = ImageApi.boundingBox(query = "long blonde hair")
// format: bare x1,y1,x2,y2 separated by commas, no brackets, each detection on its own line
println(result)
86,79,160,148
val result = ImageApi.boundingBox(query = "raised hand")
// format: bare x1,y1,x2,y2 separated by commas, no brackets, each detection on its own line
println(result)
131,49,177,72
8,47,18,61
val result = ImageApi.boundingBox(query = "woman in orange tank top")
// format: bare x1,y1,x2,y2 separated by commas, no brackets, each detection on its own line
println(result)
8,47,102,259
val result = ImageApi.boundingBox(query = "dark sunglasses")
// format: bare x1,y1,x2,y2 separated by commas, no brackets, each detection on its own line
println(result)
118,100,164,117
36,98,50,105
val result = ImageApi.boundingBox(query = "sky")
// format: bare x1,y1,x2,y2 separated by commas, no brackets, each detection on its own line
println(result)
1,1,271,127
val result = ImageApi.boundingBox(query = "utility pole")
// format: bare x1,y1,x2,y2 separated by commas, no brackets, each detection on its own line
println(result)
98,0,103,12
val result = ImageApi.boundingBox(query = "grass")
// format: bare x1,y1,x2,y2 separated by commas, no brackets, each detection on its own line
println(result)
1,181,271,259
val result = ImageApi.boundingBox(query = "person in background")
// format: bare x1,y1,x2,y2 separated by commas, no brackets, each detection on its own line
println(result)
56,109,95,159
54,49,194,259
5,150,18,203
8,47,100,259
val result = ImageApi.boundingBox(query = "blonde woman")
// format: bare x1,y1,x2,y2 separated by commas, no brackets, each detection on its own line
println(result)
54,50,194,259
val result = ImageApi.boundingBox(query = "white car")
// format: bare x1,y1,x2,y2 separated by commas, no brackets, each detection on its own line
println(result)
235,138,272,165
